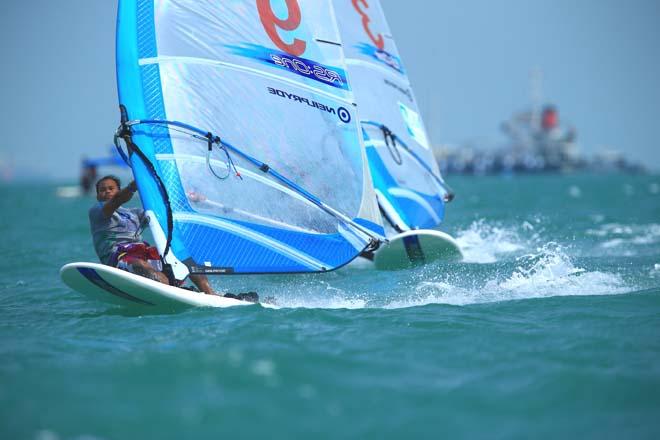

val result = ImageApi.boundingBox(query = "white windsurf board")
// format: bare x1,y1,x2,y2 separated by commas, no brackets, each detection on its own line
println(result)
373,229,463,270
60,262,264,311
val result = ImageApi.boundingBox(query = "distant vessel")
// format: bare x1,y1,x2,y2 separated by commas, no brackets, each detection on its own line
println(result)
498,103,580,173
80,146,129,194
438,70,644,175
333,0,462,268
498,68,581,173
56,147,129,198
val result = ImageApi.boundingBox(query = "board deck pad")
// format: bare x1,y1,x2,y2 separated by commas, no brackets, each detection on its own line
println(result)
60,262,265,311
373,229,463,270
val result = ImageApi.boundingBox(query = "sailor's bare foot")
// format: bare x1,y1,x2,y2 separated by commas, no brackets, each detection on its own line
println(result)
224,292,259,303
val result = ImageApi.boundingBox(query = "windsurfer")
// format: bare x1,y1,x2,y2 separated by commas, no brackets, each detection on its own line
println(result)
80,158,97,195
89,175,216,295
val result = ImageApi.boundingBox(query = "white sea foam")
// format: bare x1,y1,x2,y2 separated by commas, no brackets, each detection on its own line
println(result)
454,219,529,263
275,280,368,309
386,282,474,308
488,243,626,298
651,264,660,278
568,185,582,198
251,359,276,378
385,243,628,308
269,220,639,310
35,430,105,440
587,223,660,248
35,431,60,440
282,296,368,309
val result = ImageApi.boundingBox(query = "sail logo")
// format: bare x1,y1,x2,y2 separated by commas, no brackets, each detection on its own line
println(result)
271,54,346,88
227,44,349,90
267,87,351,123
337,107,351,123
356,43,404,74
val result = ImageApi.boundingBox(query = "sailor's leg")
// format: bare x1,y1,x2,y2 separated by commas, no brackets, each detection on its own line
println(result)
129,259,170,285
189,274,216,295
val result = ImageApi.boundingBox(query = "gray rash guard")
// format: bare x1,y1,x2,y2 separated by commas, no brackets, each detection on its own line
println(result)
88,202,145,265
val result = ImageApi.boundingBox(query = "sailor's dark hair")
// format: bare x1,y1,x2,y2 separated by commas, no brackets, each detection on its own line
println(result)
95,175,121,193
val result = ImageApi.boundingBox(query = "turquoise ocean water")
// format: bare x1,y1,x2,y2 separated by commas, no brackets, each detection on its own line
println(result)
1,173,659,439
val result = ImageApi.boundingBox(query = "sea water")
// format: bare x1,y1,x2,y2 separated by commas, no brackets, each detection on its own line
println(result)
1,173,659,439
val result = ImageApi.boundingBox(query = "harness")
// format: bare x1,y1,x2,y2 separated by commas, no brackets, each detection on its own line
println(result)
109,242,162,271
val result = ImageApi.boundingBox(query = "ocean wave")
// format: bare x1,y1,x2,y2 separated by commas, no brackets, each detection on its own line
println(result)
262,226,637,310
264,279,369,310
454,219,536,263
385,243,629,308
279,295,368,310
587,223,660,248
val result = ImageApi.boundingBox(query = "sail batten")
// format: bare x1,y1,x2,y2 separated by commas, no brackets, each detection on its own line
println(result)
116,0,383,275
173,213,329,271
344,58,403,81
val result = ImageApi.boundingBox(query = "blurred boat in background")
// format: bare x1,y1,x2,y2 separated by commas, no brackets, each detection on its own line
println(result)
435,70,645,175
56,146,129,198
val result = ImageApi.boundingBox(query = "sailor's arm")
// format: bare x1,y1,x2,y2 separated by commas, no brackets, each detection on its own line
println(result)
102,181,138,217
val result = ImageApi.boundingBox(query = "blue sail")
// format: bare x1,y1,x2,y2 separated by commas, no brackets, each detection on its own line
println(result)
115,0,384,278
333,0,453,232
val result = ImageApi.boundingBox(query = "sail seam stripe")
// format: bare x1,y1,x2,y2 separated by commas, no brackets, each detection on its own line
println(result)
315,39,341,46
174,213,328,270
363,130,448,196
388,187,441,224
344,58,408,84
139,56,352,106
365,140,444,195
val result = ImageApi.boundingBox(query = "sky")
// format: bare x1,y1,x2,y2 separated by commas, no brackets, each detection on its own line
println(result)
1,0,659,181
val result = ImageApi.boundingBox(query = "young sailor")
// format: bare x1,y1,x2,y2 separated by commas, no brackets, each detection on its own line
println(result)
89,175,217,295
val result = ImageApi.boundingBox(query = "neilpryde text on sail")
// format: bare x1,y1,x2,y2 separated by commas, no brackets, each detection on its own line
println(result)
267,87,352,123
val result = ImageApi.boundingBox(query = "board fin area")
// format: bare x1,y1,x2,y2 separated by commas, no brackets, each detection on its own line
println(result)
60,262,268,311
373,230,463,270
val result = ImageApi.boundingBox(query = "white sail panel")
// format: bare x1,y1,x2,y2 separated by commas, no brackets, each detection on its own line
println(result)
332,0,450,231
116,0,383,275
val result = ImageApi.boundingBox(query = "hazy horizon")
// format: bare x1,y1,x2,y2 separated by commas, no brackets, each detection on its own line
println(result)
1,0,658,182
